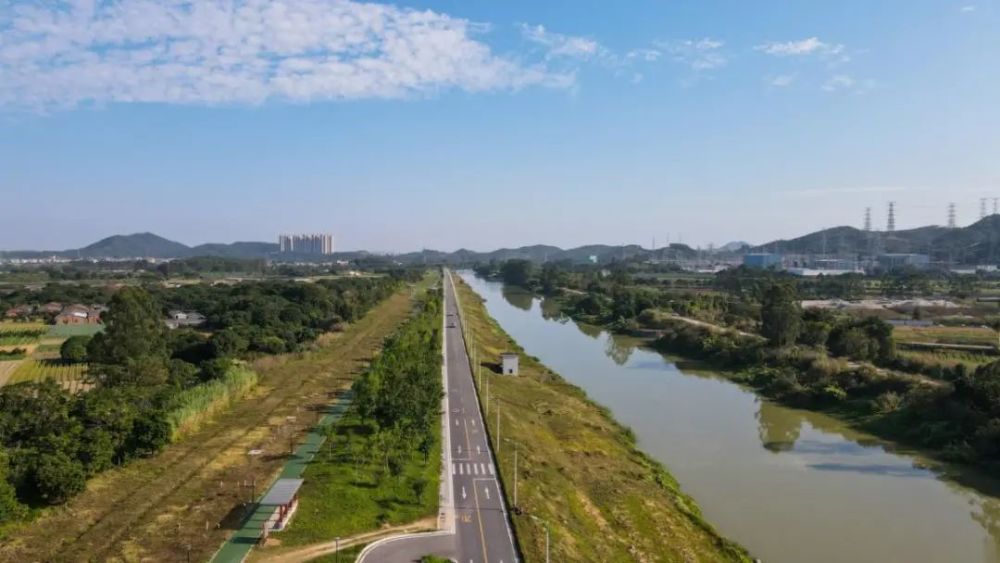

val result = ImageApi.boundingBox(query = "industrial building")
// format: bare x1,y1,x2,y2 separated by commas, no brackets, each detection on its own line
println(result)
742,253,783,269
278,233,334,255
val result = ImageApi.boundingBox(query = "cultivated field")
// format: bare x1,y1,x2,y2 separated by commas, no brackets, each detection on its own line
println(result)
8,359,89,392
0,360,22,387
0,322,47,347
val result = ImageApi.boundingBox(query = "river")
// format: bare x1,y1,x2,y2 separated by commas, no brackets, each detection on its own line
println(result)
460,273,1000,563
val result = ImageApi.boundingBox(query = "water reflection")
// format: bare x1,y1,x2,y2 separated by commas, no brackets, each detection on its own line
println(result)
756,400,801,453
461,272,1000,563
500,285,533,311
604,333,637,366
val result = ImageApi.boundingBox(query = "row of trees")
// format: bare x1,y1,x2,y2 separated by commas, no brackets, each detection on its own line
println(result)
351,288,443,477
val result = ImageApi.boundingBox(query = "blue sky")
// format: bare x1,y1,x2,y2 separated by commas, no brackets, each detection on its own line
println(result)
1,0,998,252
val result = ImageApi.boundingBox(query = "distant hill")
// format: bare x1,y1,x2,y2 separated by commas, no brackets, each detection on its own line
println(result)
189,241,279,259
719,241,751,252
77,233,191,259
753,217,1000,264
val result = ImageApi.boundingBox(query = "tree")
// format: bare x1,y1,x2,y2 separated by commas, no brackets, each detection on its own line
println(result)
760,284,802,347
0,448,27,523
87,287,169,387
33,452,86,504
60,335,91,363
499,260,535,288
208,328,248,359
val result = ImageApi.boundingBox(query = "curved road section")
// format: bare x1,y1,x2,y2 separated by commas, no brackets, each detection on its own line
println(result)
358,271,518,563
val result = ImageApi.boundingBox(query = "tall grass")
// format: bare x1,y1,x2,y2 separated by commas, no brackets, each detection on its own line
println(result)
166,365,258,441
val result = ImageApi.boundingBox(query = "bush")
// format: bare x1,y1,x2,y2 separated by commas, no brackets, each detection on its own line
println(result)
60,335,91,363
33,452,86,504
166,364,258,441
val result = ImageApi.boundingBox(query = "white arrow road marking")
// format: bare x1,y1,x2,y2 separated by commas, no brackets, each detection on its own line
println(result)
476,445,481,455
455,419,459,426
484,486,491,500
471,419,476,427
461,486,467,500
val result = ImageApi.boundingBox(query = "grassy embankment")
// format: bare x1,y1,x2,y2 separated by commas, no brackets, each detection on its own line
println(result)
453,276,750,563
262,282,443,555
0,285,418,562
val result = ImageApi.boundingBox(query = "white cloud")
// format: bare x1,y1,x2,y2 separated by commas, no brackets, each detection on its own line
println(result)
755,37,845,57
520,24,602,60
961,5,977,12
823,74,856,91
655,38,727,71
0,0,572,110
626,48,662,63
769,74,796,87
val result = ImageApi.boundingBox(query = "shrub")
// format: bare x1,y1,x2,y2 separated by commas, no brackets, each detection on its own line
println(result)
60,335,91,363
165,364,258,441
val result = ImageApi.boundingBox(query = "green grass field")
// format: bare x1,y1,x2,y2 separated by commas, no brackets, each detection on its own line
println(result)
893,325,998,347
8,359,88,391
275,408,441,547
47,324,104,338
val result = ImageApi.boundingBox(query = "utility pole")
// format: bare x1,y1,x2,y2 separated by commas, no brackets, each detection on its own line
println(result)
864,207,872,232
531,516,551,563
948,203,957,229
981,198,988,220
513,443,519,509
887,202,896,232
495,399,501,456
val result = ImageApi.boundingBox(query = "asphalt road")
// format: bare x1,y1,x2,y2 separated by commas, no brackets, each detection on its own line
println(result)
358,271,518,563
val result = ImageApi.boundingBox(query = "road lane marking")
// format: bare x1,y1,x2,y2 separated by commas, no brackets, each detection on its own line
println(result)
473,478,490,563
484,486,490,500
488,464,495,475
471,419,476,427
458,445,462,454
462,486,467,500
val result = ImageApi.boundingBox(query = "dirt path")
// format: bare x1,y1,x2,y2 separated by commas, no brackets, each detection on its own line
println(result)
251,518,437,563
0,290,416,563
0,360,21,387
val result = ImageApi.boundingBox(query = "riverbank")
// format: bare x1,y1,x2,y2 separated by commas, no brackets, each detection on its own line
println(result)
453,276,751,562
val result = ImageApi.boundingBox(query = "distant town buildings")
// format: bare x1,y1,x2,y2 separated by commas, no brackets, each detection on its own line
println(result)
278,233,334,255
54,305,102,325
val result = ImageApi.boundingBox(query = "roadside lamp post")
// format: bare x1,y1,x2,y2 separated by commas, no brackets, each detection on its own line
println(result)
531,515,550,563
504,439,519,509
494,398,501,456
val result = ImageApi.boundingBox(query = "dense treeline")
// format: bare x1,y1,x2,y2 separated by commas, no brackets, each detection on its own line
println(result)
0,275,406,529
351,288,443,470
152,276,402,363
